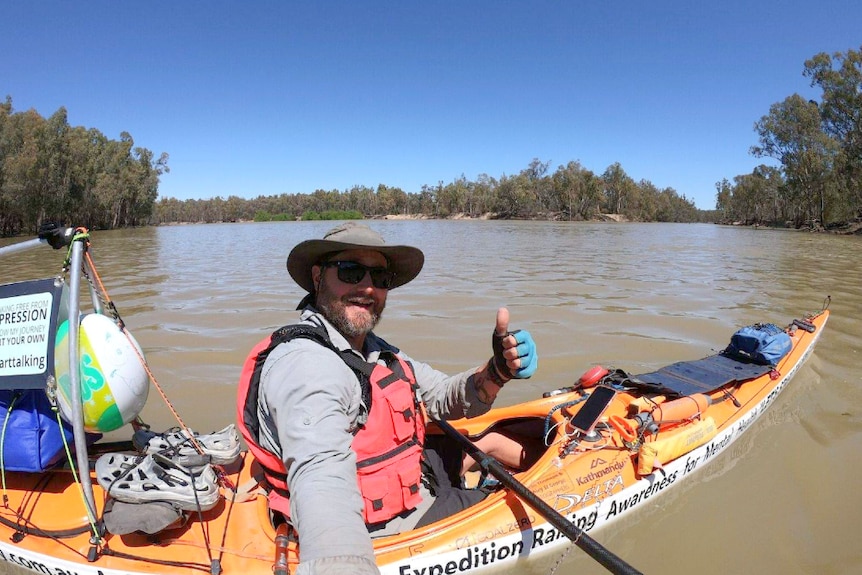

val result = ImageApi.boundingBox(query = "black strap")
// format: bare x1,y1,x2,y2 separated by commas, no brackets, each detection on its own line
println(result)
261,324,375,426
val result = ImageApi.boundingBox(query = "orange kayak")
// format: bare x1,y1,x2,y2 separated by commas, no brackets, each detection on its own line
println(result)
0,309,829,575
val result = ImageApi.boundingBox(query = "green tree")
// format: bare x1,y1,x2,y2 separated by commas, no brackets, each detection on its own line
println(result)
494,174,531,218
714,178,732,221
438,178,470,217
601,163,636,215
472,174,497,216
751,94,839,227
804,46,862,218
347,185,375,216
524,158,552,213
551,161,601,220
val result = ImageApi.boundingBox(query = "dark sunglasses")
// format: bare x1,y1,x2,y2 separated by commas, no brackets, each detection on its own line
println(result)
319,261,396,289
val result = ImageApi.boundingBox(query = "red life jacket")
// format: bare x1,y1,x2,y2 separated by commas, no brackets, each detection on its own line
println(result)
237,324,426,524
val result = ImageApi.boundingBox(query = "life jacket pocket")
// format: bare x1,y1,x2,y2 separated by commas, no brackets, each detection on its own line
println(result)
358,447,424,524
360,475,391,524
383,391,418,442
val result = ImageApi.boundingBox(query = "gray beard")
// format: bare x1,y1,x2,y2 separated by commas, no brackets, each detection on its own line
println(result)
315,279,383,341
321,299,381,340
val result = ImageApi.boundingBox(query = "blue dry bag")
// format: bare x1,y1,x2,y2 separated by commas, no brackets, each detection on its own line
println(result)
0,389,73,472
724,323,792,366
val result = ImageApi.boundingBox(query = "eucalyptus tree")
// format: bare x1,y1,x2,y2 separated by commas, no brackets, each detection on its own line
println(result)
751,165,784,223
718,166,783,225
224,195,247,222
493,173,533,218
347,185,376,215
804,46,862,218
601,163,636,215
0,99,167,234
636,179,661,221
549,162,602,220
374,184,405,216
2,109,49,228
729,173,763,225
472,173,497,216
309,189,331,214
412,185,437,215
751,94,839,227
550,161,579,219
436,177,471,217
523,158,552,213
714,178,732,222
385,185,409,215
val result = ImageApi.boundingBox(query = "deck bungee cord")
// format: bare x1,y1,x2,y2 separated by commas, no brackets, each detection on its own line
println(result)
0,391,19,504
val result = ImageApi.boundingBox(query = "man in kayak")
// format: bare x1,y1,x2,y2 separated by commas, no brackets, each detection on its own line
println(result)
238,222,539,575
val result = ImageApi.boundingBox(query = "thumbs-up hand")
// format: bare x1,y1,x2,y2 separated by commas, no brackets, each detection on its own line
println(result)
490,307,538,381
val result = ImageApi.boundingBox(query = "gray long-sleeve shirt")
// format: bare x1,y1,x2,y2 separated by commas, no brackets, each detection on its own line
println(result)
256,308,493,575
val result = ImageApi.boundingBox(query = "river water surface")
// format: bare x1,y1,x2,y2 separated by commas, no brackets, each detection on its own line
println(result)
1,220,860,575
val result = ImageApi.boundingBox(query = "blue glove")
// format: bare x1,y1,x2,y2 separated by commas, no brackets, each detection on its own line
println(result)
512,330,538,378
492,329,538,380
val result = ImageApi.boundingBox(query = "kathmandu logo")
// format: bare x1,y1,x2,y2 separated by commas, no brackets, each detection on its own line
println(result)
576,459,626,486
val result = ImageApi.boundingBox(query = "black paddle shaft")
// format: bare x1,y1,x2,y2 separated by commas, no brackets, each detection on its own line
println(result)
435,418,643,575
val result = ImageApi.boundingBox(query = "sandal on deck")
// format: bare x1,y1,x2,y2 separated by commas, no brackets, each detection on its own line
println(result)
133,424,241,467
95,452,220,511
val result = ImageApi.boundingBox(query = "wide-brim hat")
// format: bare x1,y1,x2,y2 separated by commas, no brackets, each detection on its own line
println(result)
287,222,424,293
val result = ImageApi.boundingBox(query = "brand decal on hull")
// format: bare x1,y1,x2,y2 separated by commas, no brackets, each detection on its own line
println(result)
0,548,108,575
575,459,626,486
399,510,598,575
454,516,533,548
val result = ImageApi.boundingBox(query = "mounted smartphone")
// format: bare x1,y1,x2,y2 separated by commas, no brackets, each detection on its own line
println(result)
568,386,616,435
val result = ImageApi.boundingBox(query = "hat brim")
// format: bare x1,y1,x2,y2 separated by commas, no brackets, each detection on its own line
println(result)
287,239,424,293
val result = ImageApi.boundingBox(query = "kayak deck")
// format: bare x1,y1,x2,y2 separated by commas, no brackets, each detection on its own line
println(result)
0,309,828,575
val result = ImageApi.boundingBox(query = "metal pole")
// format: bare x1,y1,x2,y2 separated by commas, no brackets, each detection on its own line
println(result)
0,238,44,258
67,240,98,522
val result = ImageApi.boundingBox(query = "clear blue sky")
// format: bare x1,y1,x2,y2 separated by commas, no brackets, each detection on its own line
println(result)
3,2,860,210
